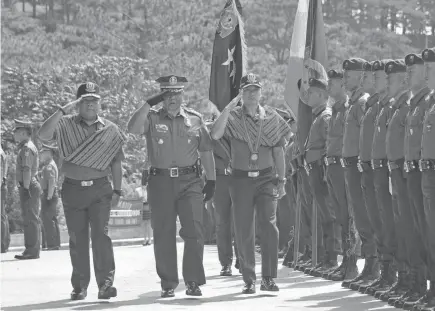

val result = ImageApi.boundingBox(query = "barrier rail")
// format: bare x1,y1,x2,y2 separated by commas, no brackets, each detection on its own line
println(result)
109,199,143,227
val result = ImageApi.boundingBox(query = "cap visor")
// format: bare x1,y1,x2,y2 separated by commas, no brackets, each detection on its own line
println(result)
241,83,262,89
81,93,101,99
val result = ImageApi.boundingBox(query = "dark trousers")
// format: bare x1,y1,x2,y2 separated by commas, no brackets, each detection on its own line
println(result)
344,164,376,258
373,166,397,261
213,175,237,266
390,163,421,270
298,168,317,252
421,170,435,280
308,162,339,260
148,174,205,289
326,163,351,255
277,187,293,250
19,179,41,256
1,182,10,252
41,190,61,248
61,177,115,290
230,172,278,283
407,170,428,268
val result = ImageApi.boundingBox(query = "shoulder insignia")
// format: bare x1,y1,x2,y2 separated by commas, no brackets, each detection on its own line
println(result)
183,106,202,118
150,106,162,114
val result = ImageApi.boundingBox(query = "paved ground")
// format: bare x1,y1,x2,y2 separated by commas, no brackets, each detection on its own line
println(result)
1,243,395,311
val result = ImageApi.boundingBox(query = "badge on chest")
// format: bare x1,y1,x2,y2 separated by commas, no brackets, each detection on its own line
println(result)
155,124,168,133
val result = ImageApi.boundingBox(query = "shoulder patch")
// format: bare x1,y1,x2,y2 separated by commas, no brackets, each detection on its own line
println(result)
183,106,203,117
150,106,162,114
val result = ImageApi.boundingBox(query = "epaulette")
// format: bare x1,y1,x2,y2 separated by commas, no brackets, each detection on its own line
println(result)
183,106,202,118
149,106,162,114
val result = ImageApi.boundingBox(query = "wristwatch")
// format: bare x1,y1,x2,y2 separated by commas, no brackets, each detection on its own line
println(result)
277,178,287,184
113,189,123,197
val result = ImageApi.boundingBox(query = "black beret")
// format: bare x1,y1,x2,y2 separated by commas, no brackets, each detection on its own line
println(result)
363,61,374,71
240,73,262,89
422,48,435,63
76,82,100,99
405,53,424,66
342,58,367,71
385,59,407,75
372,59,392,72
327,69,343,79
308,78,328,90
156,75,188,92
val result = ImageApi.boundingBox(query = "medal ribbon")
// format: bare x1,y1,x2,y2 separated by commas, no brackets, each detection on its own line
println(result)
242,111,264,156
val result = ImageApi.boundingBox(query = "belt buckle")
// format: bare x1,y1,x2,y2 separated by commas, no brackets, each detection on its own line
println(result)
81,180,93,187
357,161,363,173
324,157,329,166
404,161,409,173
340,158,346,168
371,159,375,168
169,167,179,178
248,171,259,178
224,168,232,175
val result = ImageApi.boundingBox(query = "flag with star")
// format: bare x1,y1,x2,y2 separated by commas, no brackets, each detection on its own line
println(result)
209,0,247,112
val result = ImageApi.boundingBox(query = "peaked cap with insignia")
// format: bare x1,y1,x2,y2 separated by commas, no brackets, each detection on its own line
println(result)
240,73,262,89
385,59,407,75
156,75,188,92
76,82,101,99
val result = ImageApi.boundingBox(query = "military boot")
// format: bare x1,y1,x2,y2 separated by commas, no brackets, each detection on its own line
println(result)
365,260,396,296
282,241,295,267
396,269,427,309
278,244,289,259
412,281,435,311
347,256,380,290
379,270,410,302
373,262,398,298
294,246,311,271
326,255,348,280
332,254,359,283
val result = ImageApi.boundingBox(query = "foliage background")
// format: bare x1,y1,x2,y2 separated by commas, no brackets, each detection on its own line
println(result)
1,0,434,230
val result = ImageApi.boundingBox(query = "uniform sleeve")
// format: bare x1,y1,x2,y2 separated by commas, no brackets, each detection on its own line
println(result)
44,165,56,183
112,147,125,163
320,115,331,140
144,114,152,134
198,124,213,152
356,101,365,125
400,108,408,127
21,147,35,169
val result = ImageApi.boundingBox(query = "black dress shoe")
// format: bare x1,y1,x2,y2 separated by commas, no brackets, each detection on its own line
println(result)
235,259,240,270
220,265,232,276
98,284,117,299
14,254,39,260
46,246,60,251
161,289,175,298
242,282,256,294
260,277,279,292
71,288,87,300
185,281,202,296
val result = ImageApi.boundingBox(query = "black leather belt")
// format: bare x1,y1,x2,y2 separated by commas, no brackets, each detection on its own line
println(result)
357,160,371,173
405,160,419,173
340,156,358,168
387,158,403,172
305,159,322,172
419,159,435,172
231,167,273,178
64,176,108,187
371,159,388,170
216,168,231,176
150,165,197,178
324,156,340,166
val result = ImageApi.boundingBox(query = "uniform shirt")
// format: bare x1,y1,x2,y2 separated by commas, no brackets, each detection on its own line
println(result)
326,100,347,157
342,89,369,158
58,115,125,180
15,140,39,183
305,105,331,163
386,91,411,161
372,96,393,160
145,105,213,168
212,139,231,170
421,95,435,159
0,148,7,181
40,159,58,191
405,87,432,161
359,93,380,162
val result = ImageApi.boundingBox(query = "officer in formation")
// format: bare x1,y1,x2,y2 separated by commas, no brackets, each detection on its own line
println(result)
39,143,61,250
13,119,42,260
287,49,435,311
127,76,216,298
39,82,123,301
1,145,10,253
211,73,290,294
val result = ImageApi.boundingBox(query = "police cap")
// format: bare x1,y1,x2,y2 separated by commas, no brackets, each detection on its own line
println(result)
156,75,188,92
240,73,262,89
76,82,101,100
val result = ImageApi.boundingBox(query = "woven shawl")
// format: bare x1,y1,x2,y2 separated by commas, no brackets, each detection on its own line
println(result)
226,106,291,147
56,115,125,171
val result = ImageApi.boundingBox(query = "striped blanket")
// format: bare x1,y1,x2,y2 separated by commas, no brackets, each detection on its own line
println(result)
226,105,291,147
56,115,125,171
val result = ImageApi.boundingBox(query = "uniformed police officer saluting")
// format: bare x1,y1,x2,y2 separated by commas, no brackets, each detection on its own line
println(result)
13,119,42,260
39,143,61,250
416,47,435,311
127,75,216,298
39,82,124,300
212,73,290,294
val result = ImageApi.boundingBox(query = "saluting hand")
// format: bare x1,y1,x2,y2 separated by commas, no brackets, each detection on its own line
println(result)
202,180,216,202
60,98,82,115
226,93,242,111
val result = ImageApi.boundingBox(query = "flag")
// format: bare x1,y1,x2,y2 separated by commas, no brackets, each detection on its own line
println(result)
283,0,328,151
209,0,247,112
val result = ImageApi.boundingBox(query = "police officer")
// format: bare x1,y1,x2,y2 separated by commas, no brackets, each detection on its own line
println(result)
212,73,290,294
341,58,379,289
323,69,358,282
127,75,216,298
39,82,123,300
13,119,41,260
366,60,398,297
39,143,61,250
1,145,10,253
414,47,435,311
399,52,433,310
302,78,340,277
354,61,383,292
